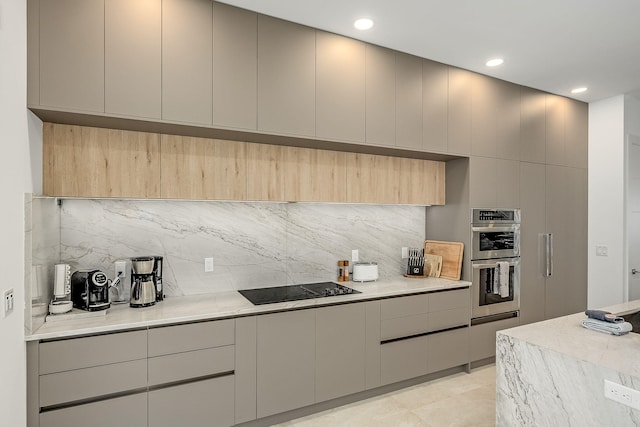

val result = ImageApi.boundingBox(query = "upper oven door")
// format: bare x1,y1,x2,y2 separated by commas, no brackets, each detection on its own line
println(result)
471,224,520,260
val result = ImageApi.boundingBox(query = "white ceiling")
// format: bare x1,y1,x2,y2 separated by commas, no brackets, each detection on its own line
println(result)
217,0,640,103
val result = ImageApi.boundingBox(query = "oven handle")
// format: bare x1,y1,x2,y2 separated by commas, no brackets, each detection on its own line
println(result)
472,259,520,269
545,233,554,277
471,224,520,233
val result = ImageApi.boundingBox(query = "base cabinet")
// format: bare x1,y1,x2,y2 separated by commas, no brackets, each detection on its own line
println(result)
427,327,469,373
470,317,520,361
148,376,235,427
380,336,428,385
40,393,147,427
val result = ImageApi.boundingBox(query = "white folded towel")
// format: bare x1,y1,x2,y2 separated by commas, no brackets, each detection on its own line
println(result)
581,318,633,336
493,261,510,298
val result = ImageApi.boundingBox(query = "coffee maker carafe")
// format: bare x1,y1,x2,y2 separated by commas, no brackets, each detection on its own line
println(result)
130,257,158,308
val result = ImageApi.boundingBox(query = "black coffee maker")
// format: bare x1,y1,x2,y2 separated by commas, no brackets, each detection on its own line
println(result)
71,270,111,311
130,256,163,307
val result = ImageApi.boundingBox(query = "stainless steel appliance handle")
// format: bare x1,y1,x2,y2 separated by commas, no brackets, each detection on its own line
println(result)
545,233,553,277
471,224,520,233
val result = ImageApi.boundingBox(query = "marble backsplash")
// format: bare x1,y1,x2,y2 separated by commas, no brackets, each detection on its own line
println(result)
57,199,426,296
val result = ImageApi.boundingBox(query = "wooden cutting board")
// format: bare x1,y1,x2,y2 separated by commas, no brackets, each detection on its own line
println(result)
424,240,464,280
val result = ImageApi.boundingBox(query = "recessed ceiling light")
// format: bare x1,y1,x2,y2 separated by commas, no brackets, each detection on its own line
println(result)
571,87,588,94
485,58,504,67
354,18,374,31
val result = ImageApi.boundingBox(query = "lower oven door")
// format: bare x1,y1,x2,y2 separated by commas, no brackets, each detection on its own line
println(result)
472,257,520,319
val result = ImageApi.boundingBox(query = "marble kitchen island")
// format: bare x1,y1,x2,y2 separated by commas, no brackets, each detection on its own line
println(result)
496,300,640,426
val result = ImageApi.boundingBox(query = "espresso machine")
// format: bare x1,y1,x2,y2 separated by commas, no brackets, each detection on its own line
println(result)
130,256,163,307
70,269,111,311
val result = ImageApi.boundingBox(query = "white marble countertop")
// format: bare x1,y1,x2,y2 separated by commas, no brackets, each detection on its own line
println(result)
498,300,640,378
27,276,471,341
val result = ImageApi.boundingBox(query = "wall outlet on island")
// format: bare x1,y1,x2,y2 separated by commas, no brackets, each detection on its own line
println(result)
204,257,214,272
604,379,640,410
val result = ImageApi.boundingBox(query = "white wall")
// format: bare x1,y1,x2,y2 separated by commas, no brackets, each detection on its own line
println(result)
0,0,42,425
588,96,626,308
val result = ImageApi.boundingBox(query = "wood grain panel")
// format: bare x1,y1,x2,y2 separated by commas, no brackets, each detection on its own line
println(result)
346,153,400,204
43,123,160,198
246,143,285,201
160,135,246,200
284,147,347,202
398,158,445,205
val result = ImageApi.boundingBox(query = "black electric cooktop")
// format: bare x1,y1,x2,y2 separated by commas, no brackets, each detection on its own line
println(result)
238,282,360,305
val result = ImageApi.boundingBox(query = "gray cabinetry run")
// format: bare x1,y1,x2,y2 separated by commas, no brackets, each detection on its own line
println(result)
40,393,147,427
395,52,423,150
365,44,396,146
422,59,449,153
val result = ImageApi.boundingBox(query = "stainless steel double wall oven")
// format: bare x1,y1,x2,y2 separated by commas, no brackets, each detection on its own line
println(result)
470,208,520,323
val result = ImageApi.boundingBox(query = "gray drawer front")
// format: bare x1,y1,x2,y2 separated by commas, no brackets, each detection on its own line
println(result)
380,294,428,320
428,307,469,331
148,345,235,386
380,314,428,341
428,288,470,312
380,336,428,385
148,318,234,357
40,359,147,407
427,327,470,373
40,330,147,374
470,316,520,361
40,392,147,427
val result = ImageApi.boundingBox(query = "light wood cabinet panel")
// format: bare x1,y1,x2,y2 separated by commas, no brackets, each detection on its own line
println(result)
40,393,147,427
258,15,315,136
105,0,161,119
246,143,285,201
520,87,546,163
160,135,246,200
39,0,104,112
213,2,257,129
43,123,160,198
396,53,423,150
316,31,366,142
448,67,472,155
162,0,212,125
423,59,448,152
316,304,366,402
149,376,235,427
565,99,588,169
256,310,315,418
471,73,497,157
284,147,347,202
545,94,567,166
495,80,521,161
346,153,400,204
365,44,396,146
398,158,445,205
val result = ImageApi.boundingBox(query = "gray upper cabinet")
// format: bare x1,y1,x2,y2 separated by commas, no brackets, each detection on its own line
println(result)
495,79,521,161
471,73,497,157
162,0,213,125
258,16,315,136
38,0,105,112
213,2,257,129
422,59,448,153
448,67,473,155
520,87,546,164
365,44,396,146
316,31,366,143
565,99,588,169
396,52,423,150
105,0,161,119
545,94,566,166
469,156,519,208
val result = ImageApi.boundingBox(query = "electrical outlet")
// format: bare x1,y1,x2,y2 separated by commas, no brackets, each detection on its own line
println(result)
352,249,359,263
596,245,609,256
604,380,640,410
3,289,14,317
204,257,214,272
115,260,127,278
402,247,409,259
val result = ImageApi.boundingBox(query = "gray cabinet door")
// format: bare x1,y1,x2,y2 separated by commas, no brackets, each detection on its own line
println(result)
148,376,235,427
545,94,567,166
520,87,546,164
316,31,366,142
471,73,497,157
519,161,547,325
256,310,315,418
162,0,213,125
258,15,315,136
495,80,521,161
565,99,588,169
315,303,366,402
427,327,469,373
40,393,147,427
470,317,520,361
447,67,473,155
105,0,161,119
469,157,519,208
422,59,448,153
396,52,423,150
365,44,396,146
213,2,257,129
39,0,104,112
545,165,588,319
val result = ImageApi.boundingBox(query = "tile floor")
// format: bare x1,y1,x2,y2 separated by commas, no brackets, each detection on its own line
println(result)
274,364,496,427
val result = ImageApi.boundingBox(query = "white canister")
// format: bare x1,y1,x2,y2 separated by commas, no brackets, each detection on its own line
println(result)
352,262,379,282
